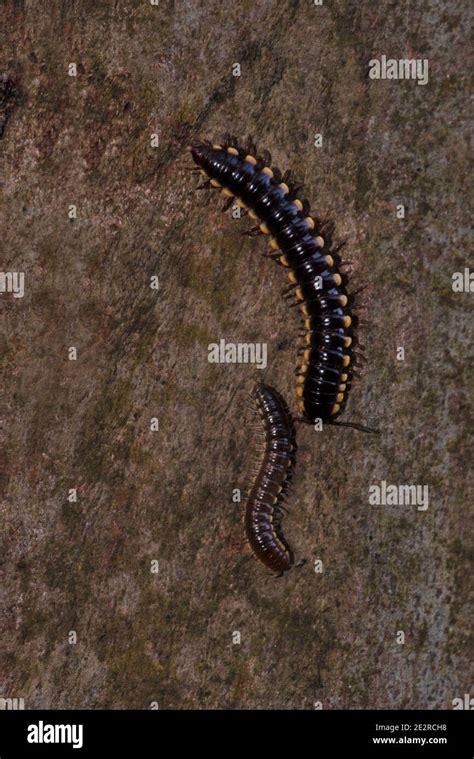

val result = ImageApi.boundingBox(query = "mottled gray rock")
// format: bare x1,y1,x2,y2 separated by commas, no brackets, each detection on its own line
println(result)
0,0,470,709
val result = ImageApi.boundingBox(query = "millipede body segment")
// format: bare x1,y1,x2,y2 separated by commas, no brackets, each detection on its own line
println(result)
245,383,296,575
191,135,356,425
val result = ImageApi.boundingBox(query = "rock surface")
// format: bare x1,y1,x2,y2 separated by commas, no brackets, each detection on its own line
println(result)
0,0,470,708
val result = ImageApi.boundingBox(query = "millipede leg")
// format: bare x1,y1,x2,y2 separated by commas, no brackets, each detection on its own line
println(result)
243,226,262,237
221,196,234,212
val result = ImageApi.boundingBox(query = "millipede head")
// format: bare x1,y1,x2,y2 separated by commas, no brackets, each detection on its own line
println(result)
190,141,211,168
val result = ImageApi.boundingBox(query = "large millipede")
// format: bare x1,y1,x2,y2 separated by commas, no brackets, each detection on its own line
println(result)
244,382,299,576
190,134,373,432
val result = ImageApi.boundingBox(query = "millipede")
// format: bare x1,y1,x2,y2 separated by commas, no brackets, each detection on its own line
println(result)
244,382,300,576
190,134,374,432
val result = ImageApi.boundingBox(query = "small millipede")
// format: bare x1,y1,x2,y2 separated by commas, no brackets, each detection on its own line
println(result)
244,382,300,576
190,134,375,432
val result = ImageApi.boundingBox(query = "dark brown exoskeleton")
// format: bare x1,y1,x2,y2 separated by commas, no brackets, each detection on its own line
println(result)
244,383,302,577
